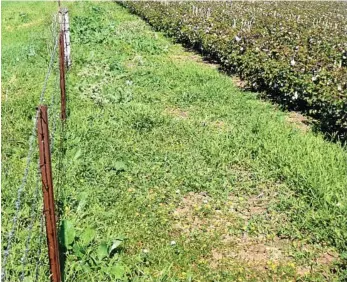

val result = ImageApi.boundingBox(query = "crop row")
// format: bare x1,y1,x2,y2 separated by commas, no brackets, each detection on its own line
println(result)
120,1,347,140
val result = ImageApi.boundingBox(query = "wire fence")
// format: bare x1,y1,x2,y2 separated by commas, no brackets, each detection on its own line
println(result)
2,8,70,282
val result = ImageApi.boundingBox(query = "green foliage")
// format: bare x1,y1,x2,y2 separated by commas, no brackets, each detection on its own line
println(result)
121,1,347,140
80,228,96,245
73,15,113,45
59,220,127,279
60,220,76,249
2,1,347,281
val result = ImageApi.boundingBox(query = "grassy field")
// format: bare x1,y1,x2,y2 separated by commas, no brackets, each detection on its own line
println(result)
2,2,347,281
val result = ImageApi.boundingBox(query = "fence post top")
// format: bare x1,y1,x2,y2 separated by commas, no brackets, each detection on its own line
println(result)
59,7,68,13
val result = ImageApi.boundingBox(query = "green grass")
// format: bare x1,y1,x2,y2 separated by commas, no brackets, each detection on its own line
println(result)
2,2,347,281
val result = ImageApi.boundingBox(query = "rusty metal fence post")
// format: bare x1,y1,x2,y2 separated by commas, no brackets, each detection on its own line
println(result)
59,29,66,121
37,106,61,282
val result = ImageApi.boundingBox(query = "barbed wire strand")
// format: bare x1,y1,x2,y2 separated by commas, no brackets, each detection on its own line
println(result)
50,73,60,153
1,29,59,282
22,94,59,281
19,161,41,282
20,13,60,281
57,111,67,215
47,13,59,62
34,213,45,281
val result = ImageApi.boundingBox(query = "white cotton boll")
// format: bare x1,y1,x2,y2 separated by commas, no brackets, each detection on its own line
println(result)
170,241,176,246
290,58,296,66
235,35,241,42
292,91,298,100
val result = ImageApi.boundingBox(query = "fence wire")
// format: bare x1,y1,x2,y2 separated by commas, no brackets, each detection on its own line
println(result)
1,13,60,282
34,213,46,281
50,73,60,154
19,161,41,282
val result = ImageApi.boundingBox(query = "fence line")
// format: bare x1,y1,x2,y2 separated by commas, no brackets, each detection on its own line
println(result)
21,70,61,282
2,12,61,282
2,5,72,280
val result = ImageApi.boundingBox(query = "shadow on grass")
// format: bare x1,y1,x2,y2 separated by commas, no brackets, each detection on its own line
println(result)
58,222,67,282
56,120,68,281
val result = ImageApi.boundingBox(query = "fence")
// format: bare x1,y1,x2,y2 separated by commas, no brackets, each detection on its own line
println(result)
2,7,71,282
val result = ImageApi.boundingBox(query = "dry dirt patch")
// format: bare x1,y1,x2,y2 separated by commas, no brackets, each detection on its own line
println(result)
228,194,269,220
231,76,248,89
209,120,227,130
165,107,229,130
286,111,310,132
213,236,292,270
165,107,189,119
172,191,339,277
172,192,242,241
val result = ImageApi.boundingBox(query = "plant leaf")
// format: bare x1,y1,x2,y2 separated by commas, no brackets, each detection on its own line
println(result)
80,228,96,246
109,264,126,279
97,242,108,261
73,149,82,161
59,220,75,248
114,161,127,172
72,243,86,259
108,239,122,255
